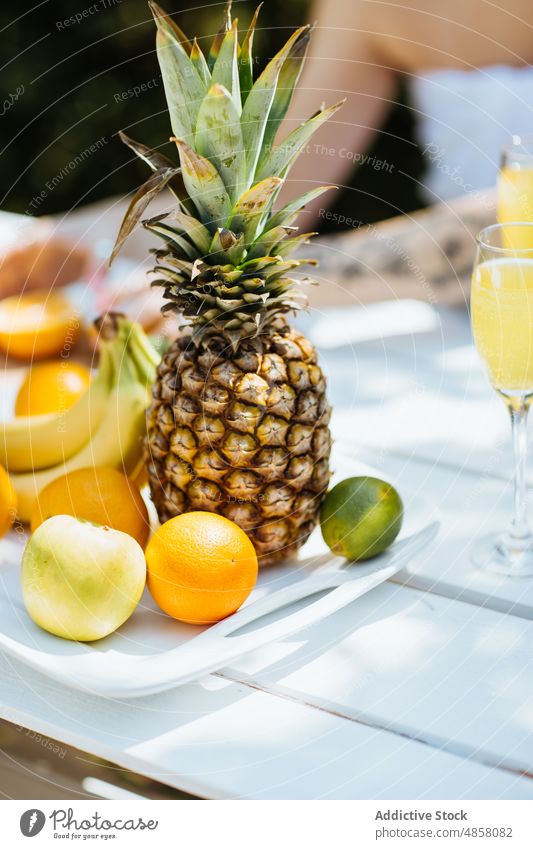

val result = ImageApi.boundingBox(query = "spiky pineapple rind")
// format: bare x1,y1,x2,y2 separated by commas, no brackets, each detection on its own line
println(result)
146,320,331,565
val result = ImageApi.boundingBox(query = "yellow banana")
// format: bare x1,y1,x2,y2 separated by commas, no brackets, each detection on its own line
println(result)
0,344,114,472
11,325,157,522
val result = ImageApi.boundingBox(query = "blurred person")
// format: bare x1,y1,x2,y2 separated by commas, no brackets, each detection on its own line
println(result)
283,0,533,224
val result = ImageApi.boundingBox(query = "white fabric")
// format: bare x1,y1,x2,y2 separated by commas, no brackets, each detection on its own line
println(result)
411,64,533,202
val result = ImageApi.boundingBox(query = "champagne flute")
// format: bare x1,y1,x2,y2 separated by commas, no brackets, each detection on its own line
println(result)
471,222,533,576
498,135,533,246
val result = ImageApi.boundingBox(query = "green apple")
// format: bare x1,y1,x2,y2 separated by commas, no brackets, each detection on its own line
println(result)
21,515,146,641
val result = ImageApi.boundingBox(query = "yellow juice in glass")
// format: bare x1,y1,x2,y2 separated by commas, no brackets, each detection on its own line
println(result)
471,258,533,391
497,166,533,247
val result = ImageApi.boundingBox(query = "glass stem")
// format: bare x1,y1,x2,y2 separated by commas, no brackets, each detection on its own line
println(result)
507,395,532,545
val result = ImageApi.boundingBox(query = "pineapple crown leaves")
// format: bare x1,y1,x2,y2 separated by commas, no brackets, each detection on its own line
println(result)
112,0,345,343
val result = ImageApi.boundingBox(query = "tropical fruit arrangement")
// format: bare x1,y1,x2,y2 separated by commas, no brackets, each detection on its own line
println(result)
0,1,404,645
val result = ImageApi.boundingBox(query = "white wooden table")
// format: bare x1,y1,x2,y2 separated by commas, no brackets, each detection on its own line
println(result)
2,286,533,799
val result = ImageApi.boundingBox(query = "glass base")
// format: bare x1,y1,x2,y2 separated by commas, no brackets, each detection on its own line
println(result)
471,532,533,577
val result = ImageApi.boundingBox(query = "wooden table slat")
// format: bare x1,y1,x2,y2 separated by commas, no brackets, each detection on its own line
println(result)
0,653,530,800
224,581,533,776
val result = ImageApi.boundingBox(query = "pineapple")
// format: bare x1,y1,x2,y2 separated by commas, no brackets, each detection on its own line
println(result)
112,1,344,565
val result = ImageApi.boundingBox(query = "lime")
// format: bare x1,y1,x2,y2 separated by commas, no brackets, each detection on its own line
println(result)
320,476,403,560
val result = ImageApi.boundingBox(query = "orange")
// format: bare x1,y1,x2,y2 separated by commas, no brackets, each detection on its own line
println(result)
0,464,17,537
15,361,91,416
145,512,258,624
30,467,150,548
0,292,81,360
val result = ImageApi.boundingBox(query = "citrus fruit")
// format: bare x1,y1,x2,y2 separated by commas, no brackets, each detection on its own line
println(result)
145,512,258,624
320,476,403,561
0,463,17,538
0,292,80,360
15,361,91,416
30,467,150,548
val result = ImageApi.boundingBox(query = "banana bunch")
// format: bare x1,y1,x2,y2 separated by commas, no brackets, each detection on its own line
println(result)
2,314,160,522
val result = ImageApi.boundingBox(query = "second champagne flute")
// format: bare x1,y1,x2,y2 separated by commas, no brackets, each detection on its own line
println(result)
498,134,533,246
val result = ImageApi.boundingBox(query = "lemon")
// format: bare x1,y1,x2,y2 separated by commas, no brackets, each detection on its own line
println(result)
320,476,403,560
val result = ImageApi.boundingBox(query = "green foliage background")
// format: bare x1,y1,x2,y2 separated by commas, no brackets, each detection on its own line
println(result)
1,0,423,227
